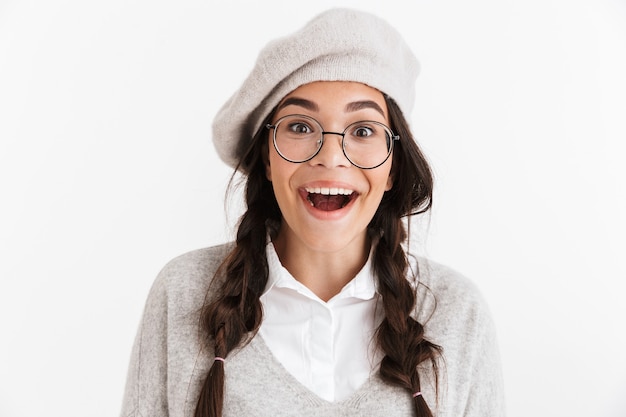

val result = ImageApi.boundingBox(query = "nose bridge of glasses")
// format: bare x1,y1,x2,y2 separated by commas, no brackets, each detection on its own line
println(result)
321,130,345,138
320,130,345,146
314,130,348,162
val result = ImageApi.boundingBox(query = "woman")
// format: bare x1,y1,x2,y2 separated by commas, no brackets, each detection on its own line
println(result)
121,8,505,417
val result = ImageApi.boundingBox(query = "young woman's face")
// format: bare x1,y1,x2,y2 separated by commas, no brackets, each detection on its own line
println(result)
266,81,394,255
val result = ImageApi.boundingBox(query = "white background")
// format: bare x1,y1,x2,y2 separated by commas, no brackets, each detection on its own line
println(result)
1,0,625,416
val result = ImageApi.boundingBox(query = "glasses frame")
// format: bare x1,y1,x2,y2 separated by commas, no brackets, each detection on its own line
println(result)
266,114,400,170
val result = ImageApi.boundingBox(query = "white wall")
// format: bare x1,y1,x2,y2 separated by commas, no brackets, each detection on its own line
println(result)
1,0,624,416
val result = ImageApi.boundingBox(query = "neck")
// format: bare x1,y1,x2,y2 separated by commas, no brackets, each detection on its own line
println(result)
272,230,370,302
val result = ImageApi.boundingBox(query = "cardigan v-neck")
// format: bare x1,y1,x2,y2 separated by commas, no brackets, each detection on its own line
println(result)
222,333,416,416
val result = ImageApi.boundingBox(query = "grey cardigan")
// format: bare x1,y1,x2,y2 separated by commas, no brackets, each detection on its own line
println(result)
121,243,505,416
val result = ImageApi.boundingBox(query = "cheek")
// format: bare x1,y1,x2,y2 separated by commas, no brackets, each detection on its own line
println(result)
373,162,394,193
266,152,297,194
385,174,393,191
266,146,289,183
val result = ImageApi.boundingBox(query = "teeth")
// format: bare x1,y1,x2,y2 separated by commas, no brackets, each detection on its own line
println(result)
305,187,354,195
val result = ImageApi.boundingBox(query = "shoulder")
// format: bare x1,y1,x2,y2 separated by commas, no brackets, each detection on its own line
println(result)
158,242,234,279
414,256,486,307
146,242,234,309
408,255,496,342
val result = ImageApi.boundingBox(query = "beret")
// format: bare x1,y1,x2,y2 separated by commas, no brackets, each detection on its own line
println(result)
212,8,420,169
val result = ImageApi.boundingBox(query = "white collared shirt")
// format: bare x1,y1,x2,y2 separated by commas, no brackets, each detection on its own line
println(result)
258,242,384,402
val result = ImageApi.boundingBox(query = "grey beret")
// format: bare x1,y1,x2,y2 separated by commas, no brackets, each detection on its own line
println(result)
212,8,420,169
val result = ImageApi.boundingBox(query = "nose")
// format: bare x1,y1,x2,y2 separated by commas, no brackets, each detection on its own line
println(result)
310,132,351,168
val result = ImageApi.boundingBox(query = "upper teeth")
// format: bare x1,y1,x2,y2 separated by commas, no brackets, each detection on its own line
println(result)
305,187,354,196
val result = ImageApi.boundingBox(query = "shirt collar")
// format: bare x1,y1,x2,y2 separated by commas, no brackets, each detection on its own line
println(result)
264,241,378,302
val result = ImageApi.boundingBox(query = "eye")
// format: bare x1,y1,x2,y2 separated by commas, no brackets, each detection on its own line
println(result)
351,125,375,138
288,122,313,134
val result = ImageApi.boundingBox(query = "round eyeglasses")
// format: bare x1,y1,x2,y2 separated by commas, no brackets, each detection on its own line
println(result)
266,114,399,169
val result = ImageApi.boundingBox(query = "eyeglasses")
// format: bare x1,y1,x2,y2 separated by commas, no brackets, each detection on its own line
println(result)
266,114,399,169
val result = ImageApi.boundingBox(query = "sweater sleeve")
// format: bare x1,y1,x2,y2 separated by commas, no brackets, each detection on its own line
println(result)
120,271,170,417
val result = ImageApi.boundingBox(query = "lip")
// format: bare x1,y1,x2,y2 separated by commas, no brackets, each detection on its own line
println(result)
298,181,360,220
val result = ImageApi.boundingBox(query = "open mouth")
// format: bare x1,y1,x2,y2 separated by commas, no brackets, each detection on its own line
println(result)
304,187,357,211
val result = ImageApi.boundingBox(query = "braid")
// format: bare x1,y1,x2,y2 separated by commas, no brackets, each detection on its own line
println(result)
372,97,442,416
195,116,279,417
372,218,441,417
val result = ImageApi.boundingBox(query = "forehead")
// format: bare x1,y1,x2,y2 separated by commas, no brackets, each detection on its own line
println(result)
276,81,388,118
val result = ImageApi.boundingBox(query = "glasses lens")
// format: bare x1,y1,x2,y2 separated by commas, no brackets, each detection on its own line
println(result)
274,115,323,162
343,121,393,169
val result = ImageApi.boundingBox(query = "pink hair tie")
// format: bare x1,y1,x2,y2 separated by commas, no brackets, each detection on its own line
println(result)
214,357,225,362
412,391,422,398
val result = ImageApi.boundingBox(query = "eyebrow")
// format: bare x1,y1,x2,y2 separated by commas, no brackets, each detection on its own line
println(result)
344,100,385,117
276,97,319,112
276,97,386,117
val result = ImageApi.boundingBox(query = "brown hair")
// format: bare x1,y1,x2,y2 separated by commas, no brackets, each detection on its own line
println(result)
195,97,441,417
